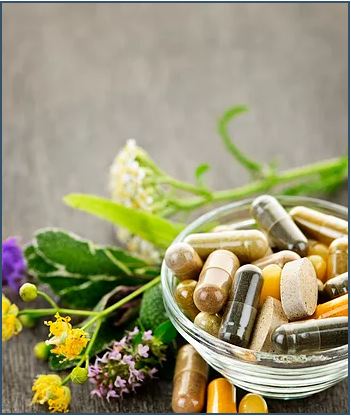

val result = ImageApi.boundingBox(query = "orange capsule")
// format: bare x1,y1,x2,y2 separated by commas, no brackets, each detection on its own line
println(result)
259,264,282,307
238,393,268,413
308,240,329,261
313,294,348,319
206,378,237,413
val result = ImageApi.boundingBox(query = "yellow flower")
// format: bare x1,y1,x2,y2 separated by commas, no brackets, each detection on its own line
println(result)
2,294,22,341
45,313,89,360
32,374,71,413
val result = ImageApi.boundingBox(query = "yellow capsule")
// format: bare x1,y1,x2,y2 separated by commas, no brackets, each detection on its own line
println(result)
165,242,203,281
307,240,329,261
239,393,268,414
174,280,200,320
259,264,282,306
194,312,221,337
206,378,237,413
290,206,348,245
172,344,208,413
313,294,348,319
308,255,327,282
327,237,348,279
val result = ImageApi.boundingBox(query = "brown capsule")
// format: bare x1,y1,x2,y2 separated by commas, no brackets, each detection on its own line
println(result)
184,230,269,262
165,242,203,281
290,206,348,245
327,237,348,279
175,280,200,320
323,272,348,299
194,312,221,337
193,250,240,314
253,250,300,269
172,344,208,413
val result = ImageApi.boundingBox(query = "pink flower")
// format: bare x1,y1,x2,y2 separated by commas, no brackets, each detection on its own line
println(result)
137,344,149,358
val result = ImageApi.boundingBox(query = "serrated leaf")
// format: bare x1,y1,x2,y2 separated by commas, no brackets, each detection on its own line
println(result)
154,320,177,344
63,194,184,248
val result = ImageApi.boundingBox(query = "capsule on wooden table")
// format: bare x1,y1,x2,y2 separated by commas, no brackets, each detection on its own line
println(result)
313,294,348,319
184,230,269,262
323,272,348,299
253,250,300,270
172,344,208,413
194,312,221,337
175,280,200,320
219,265,263,348
238,394,268,414
193,250,240,314
259,264,282,306
272,316,348,354
308,240,329,261
327,237,348,279
165,242,203,281
290,206,348,245
206,378,237,413
251,195,308,256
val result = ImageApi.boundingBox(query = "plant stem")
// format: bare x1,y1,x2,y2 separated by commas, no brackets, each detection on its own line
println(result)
37,290,59,309
18,308,99,318
85,319,103,368
156,176,212,197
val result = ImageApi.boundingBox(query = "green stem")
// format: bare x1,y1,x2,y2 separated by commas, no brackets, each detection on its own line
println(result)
154,176,212,197
37,290,59,309
18,308,99,318
82,275,161,330
85,319,102,368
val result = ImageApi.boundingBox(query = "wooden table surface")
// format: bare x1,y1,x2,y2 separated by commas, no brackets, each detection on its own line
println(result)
3,3,349,414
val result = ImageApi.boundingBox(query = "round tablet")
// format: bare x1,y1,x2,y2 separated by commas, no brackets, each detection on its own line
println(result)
280,258,318,321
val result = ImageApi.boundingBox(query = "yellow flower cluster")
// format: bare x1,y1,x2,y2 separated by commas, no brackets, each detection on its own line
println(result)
2,294,22,341
32,374,71,413
45,313,89,360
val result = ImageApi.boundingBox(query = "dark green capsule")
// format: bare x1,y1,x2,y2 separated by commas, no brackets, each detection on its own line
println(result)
251,195,308,257
272,317,348,354
324,272,348,299
219,265,263,348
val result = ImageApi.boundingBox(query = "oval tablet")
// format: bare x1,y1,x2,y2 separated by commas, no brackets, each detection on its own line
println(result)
280,258,318,321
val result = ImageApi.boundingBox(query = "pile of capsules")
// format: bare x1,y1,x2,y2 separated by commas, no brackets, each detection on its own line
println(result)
165,195,348,355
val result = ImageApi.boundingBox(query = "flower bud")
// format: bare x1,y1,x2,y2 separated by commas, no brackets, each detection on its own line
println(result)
19,283,37,302
70,367,89,384
19,314,37,328
34,341,51,360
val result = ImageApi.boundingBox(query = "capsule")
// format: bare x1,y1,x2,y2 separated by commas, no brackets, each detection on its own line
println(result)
323,272,348,299
327,237,348,279
184,230,269,262
238,394,268,414
259,264,282,306
194,312,221,337
219,265,263,348
165,242,203,281
193,250,240,314
251,195,308,256
307,240,329,261
172,344,208,413
175,280,200,320
206,378,237,413
313,294,348,319
272,316,348,354
253,250,300,269
308,255,327,282
290,206,348,245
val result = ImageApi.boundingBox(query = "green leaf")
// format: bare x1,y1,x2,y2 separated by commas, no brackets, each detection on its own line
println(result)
154,320,177,344
195,163,210,187
63,194,184,249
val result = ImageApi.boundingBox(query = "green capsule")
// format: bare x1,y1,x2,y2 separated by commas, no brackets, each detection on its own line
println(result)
272,317,348,354
324,272,348,299
251,195,308,257
174,279,200,320
194,312,221,337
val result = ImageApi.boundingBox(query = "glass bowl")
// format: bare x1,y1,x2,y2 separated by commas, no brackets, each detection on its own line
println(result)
161,196,348,399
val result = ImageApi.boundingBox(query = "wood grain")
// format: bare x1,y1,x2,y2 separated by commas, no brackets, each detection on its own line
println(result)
2,3,348,413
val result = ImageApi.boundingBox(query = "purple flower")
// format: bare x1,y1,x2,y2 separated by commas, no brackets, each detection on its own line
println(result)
2,237,27,291
137,344,149,358
143,330,153,341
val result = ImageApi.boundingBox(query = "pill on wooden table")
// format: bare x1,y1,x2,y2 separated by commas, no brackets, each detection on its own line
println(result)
259,264,282,306
280,258,318,321
193,250,240,314
238,394,268,414
174,280,200,320
272,317,349,354
206,378,237,413
323,272,348,299
172,344,208,413
251,195,308,256
165,242,203,281
313,294,348,319
249,297,288,353
290,206,348,245
253,250,300,269
308,240,329,261
194,312,221,337
219,265,263,348
308,255,327,282
327,237,348,279
184,230,269,262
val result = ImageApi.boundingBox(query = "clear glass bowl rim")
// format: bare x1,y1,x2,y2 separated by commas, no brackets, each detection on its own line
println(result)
161,195,348,367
